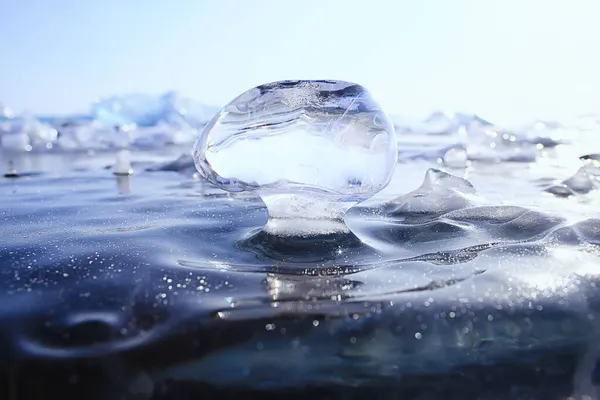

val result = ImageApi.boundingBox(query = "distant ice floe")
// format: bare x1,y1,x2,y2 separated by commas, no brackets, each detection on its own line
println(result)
0,92,219,153
393,111,571,166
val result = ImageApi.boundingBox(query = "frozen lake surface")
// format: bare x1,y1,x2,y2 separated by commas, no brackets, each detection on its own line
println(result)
2,102,600,399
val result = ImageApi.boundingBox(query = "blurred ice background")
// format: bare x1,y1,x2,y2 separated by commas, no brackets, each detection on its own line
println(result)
1,0,600,177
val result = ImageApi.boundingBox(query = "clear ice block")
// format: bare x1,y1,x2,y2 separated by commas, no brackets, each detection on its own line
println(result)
194,80,397,240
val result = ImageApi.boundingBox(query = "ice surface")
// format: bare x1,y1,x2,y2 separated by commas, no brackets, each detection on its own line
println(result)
6,87,600,398
145,153,195,173
3,145,600,397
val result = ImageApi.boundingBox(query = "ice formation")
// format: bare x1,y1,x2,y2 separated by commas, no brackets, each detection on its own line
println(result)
193,79,398,237
0,93,219,153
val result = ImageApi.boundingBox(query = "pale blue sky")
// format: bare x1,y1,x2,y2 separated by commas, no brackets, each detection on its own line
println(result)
2,0,600,123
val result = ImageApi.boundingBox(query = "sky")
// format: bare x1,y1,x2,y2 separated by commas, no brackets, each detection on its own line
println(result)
2,0,600,124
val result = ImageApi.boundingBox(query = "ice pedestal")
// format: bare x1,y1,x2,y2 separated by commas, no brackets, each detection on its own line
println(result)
194,80,397,262
259,191,354,236
237,190,366,263
113,149,133,176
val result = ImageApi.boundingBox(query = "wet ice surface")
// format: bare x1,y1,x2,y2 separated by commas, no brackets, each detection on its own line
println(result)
2,124,600,399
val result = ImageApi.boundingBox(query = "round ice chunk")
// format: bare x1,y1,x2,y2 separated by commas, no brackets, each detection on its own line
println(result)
193,80,398,199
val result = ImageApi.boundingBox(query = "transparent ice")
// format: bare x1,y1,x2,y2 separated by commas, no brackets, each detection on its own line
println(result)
113,149,133,176
194,80,398,238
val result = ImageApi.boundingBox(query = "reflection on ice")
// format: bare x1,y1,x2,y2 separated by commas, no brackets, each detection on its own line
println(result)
163,244,600,392
115,175,131,195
